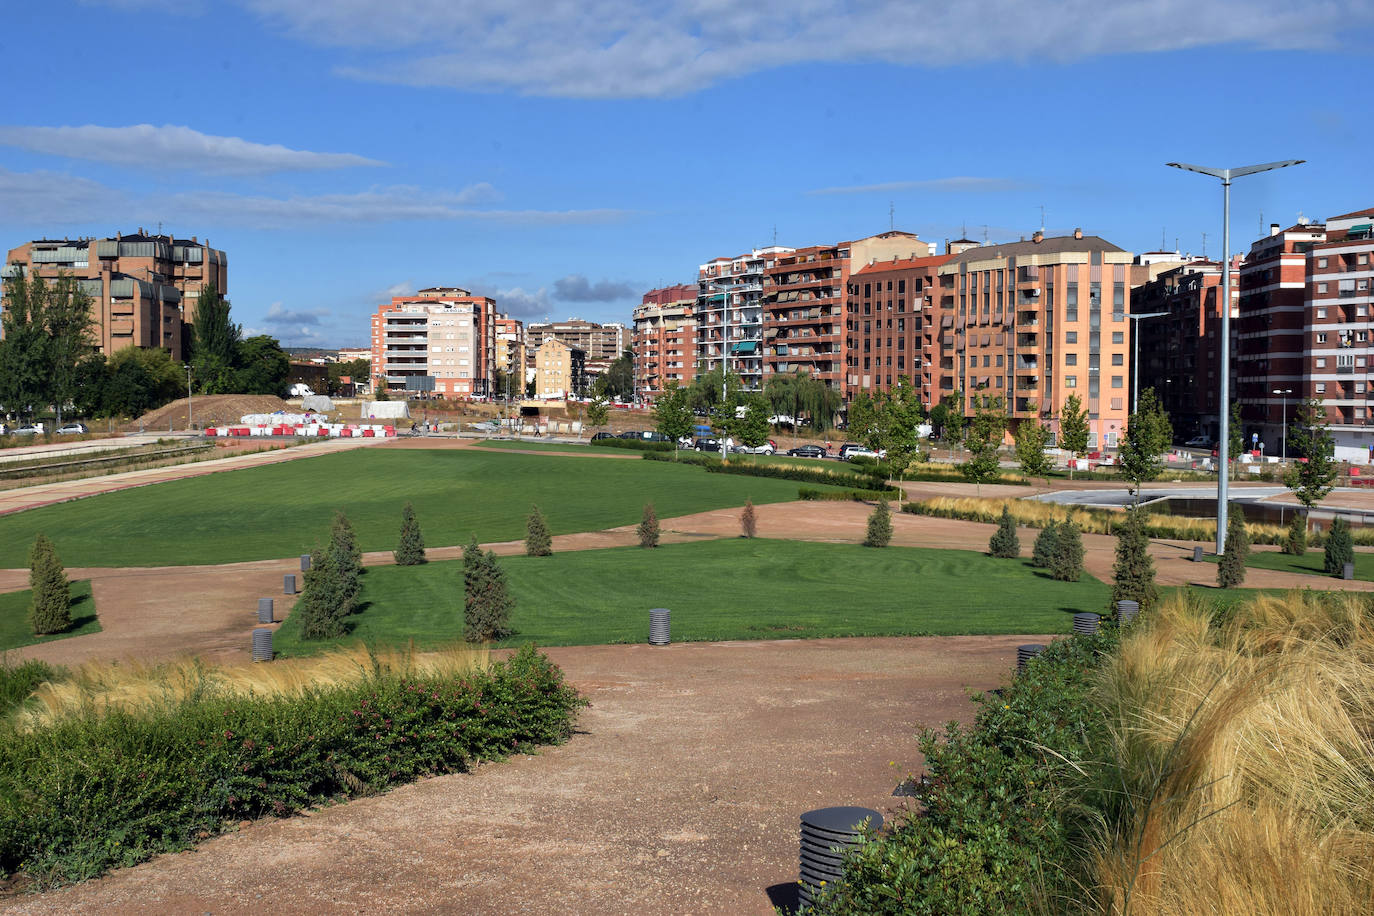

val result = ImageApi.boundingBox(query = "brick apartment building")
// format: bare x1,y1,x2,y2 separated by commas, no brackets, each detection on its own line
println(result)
1131,258,1237,438
369,287,497,398
845,253,951,400
2,230,227,361
929,229,1135,449
633,284,696,400
494,315,527,397
526,319,628,365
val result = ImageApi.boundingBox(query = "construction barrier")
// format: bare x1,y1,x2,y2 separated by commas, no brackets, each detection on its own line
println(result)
202,424,397,439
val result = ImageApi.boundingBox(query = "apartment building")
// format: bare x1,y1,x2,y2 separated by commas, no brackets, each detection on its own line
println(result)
493,315,526,397
696,248,789,391
633,284,696,400
845,254,951,400
1132,259,1237,439
931,229,1134,449
764,231,931,394
534,338,586,399
525,318,628,364
369,287,496,398
1306,210,1374,453
2,230,227,360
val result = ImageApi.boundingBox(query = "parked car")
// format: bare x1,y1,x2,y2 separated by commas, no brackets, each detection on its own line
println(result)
12,423,44,435
735,439,777,455
1183,435,1212,448
843,446,883,461
692,436,722,451
786,444,828,458
768,414,797,426
837,443,864,459
590,431,616,441
56,422,89,435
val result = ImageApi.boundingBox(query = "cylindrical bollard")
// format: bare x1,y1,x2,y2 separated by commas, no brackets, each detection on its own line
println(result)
251,628,273,662
1072,613,1100,635
649,608,671,645
300,554,312,571
1017,643,1046,671
1193,546,1204,562
1115,599,1139,624
257,598,274,623
1344,562,1354,581
798,807,882,911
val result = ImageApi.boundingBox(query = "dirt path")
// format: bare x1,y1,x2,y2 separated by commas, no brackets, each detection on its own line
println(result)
0,636,1034,916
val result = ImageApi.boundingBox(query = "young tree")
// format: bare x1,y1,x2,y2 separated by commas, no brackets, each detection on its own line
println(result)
463,537,513,642
526,505,553,556
1110,507,1158,614
737,395,771,450
740,498,757,539
960,395,1005,493
1050,522,1084,582
27,534,71,636
297,546,345,640
653,382,693,449
638,502,660,548
1283,511,1308,556
847,390,880,447
43,274,95,424
1324,516,1354,577
586,395,609,435
190,284,241,394
1284,398,1338,509
863,498,893,548
1217,508,1250,588
1015,418,1052,479
394,502,426,565
1117,388,1173,502
988,505,1020,559
1227,401,1245,480
1059,394,1090,479
235,335,291,396
327,511,363,615
872,376,926,479
1031,521,1060,569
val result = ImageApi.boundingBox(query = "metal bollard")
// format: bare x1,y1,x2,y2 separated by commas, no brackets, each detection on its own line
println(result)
1344,562,1354,581
300,554,312,571
251,628,273,662
284,574,297,595
257,598,274,623
1193,546,1204,562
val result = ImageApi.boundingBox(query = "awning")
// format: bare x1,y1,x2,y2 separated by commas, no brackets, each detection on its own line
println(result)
1351,223,1372,234
941,316,953,328
980,334,991,346
730,340,759,355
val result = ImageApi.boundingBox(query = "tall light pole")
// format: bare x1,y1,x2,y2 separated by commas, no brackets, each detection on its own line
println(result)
184,364,193,432
1166,158,1304,554
1273,387,1293,461
1127,311,1168,414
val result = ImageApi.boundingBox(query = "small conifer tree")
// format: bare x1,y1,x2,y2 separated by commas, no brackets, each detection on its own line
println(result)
1031,521,1059,569
27,534,71,636
394,502,427,566
526,505,552,556
1324,516,1354,576
1111,507,1157,614
1050,522,1084,582
464,536,513,642
864,498,893,548
1282,511,1308,556
1217,508,1250,588
988,505,1020,558
330,510,362,565
298,546,345,640
328,511,363,615
740,498,757,539
638,502,660,548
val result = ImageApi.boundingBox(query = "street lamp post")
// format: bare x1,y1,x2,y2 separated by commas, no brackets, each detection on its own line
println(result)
1127,311,1168,414
1273,388,1293,461
184,364,193,432
1166,158,1305,554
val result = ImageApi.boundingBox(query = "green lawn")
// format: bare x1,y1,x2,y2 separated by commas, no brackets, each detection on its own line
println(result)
467,439,599,452
0,580,100,651
1211,549,1374,582
0,448,843,568
271,539,1115,655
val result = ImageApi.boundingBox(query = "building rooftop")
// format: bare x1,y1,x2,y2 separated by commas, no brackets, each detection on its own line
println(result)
850,253,953,276
945,233,1124,264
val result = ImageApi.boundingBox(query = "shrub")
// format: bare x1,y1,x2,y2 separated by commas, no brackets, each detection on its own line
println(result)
740,498,757,538
637,502,660,548
27,535,70,636
1110,506,1157,614
1282,510,1308,556
0,645,582,886
988,506,1020,558
799,486,902,501
1324,516,1354,576
525,505,552,557
1050,522,1083,582
864,499,892,548
1031,521,1059,569
463,537,513,642
590,437,675,452
1217,507,1250,588
393,502,426,566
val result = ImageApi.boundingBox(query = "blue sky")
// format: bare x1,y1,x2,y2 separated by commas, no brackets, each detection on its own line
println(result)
2,0,1371,347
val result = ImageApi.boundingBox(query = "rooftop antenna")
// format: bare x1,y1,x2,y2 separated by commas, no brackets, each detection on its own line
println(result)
1259,211,1264,236
772,224,777,246
889,201,894,231
982,225,989,244
960,220,968,239
1039,204,1046,232
1201,231,1208,258
1161,227,1166,250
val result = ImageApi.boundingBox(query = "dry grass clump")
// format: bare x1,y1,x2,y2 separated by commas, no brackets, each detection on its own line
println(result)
13,642,488,731
1086,590,1374,915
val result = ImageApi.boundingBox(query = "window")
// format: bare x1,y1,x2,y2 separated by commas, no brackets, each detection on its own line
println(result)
1318,285,1328,296
1318,257,1328,268
1360,331,1369,343
1112,331,1123,344
1111,375,1123,388
1316,357,1327,368
1112,353,1123,366
1316,382,1326,393
1317,333,1328,343
898,279,906,293
1111,398,1123,410
1065,375,1077,388
1066,353,1078,365
1066,331,1078,343
1317,307,1327,318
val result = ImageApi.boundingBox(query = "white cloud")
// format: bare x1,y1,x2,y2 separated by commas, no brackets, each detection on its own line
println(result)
808,177,1030,196
0,167,628,228
0,125,385,175
469,284,552,319
553,274,637,302
262,302,331,327
203,0,1365,98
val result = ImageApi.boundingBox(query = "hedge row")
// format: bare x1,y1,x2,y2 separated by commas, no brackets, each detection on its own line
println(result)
0,646,583,885
641,451,887,490
798,486,902,502
589,438,675,452
807,630,1120,915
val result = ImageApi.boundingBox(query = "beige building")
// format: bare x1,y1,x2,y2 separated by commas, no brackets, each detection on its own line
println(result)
534,338,586,399
526,318,628,364
494,316,526,397
370,287,496,398
4,230,227,361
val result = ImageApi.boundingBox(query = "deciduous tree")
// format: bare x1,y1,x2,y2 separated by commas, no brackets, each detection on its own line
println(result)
1285,398,1338,509
1117,388,1173,502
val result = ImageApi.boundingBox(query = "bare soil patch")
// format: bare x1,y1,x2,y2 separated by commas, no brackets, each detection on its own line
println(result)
127,395,294,432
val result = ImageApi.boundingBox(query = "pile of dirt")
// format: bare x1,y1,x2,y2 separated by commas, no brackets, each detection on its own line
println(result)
125,395,294,431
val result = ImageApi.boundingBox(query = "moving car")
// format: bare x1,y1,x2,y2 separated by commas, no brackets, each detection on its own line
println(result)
11,423,44,435
786,444,828,458
1183,435,1212,448
56,422,89,435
